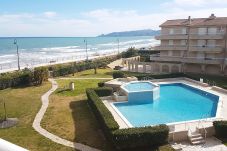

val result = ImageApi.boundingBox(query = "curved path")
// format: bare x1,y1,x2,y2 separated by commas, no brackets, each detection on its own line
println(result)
33,79,101,151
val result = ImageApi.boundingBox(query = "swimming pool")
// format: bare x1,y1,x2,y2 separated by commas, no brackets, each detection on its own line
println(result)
113,83,219,127
123,82,155,92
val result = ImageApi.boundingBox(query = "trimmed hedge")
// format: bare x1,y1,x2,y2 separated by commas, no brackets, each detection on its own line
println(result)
112,125,169,149
112,71,125,79
93,87,113,97
98,81,105,87
213,121,227,138
86,88,119,133
86,87,169,149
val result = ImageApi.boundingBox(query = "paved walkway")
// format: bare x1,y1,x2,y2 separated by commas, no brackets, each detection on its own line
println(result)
107,58,122,69
59,77,112,80
32,79,101,151
172,137,227,151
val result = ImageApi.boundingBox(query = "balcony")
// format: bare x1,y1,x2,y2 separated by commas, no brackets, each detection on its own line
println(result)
154,45,187,51
155,32,225,40
155,34,188,40
190,33,225,39
150,55,224,64
189,45,224,53
150,55,182,62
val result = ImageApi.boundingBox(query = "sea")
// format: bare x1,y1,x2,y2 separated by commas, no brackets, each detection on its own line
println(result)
0,37,158,72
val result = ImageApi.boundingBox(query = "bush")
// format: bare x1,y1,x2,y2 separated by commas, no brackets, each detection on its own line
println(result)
86,88,119,137
33,67,49,85
93,87,113,96
213,121,227,138
113,71,125,79
98,81,105,87
86,88,169,149
121,47,138,58
0,67,49,90
49,56,118,77
112,125,169,149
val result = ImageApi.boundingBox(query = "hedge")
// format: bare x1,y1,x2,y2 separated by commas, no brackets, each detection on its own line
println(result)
112,125,169,149
49,56,118,77
93,87,113,97
86,87,169,149
112,71,125,79
0,67,48,90
98,81,105,87
86,88,119,133
213,121,227,138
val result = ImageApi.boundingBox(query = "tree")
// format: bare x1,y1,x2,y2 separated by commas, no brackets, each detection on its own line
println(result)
33,67,48,85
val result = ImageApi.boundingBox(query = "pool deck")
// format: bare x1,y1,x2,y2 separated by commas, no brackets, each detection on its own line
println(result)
101,77,227,141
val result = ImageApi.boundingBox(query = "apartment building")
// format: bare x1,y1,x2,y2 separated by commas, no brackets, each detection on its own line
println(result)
151,14,227,75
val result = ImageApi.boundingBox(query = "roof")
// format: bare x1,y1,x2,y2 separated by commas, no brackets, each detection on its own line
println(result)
160,17,227,27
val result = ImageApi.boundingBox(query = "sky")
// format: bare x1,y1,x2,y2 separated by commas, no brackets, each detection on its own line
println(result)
1,0,227,37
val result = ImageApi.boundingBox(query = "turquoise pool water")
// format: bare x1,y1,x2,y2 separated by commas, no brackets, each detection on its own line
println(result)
114,83,219,127
123,82,155,92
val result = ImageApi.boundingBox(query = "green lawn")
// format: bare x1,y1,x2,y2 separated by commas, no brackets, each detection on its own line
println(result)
0,83,74,151
42,79,115,150
55,79,106,96
66,68,113,78
42,78,174,151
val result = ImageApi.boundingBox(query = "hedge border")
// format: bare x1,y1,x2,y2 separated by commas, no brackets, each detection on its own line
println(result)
86,87,169,149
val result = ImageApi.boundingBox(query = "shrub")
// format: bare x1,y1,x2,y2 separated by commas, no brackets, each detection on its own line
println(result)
93,87,113,97
86,88,119,137
98,81,105,87
33,67,49,85
121,47,138,58
213,121,227,138
0,69,33,89
86,88,169,149
112,71,125,79
50,56,118,77
112,125,169,149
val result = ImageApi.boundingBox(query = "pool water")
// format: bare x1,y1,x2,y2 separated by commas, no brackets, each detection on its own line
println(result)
114,83,219,127
123,82,155,92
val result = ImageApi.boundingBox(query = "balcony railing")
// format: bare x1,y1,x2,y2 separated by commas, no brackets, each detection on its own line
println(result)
150,55,224,64
155,34,188,40
189,45,223,52
155,32,225,40
155,45,187,51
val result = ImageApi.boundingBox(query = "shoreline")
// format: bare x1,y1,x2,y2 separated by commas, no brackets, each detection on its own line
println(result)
0,52,119,74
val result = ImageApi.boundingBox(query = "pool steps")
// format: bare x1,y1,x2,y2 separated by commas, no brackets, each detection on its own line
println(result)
188,132,205,145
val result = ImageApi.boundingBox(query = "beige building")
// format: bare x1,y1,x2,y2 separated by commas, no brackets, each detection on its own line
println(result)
150,14,227,75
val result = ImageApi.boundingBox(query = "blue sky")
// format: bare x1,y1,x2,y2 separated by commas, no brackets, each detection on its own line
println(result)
1,0,227,36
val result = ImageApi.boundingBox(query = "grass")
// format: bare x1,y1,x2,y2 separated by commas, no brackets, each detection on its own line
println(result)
216,137,227,146
42,78,174,151
55,79,106,96
42,79,115,150
0,83,74,151
66,68,113,78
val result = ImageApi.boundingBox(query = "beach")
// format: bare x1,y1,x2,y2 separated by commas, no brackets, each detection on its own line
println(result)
0,36,158,73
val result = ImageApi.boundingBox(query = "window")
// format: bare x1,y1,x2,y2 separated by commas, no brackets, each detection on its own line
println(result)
180,40,187,46
197,40,206,47
198,28,207,35
169,40,174,45
182,28,187,34
207,40,216,48
208,27,217,35
169,28,174,35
